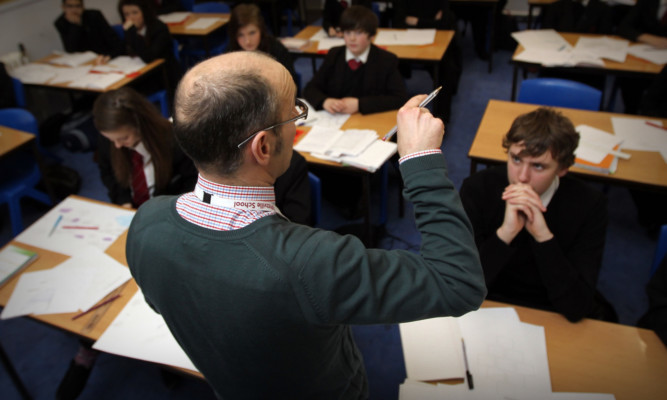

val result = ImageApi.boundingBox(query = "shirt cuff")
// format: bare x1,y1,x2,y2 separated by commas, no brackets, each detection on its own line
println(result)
398,149,443,164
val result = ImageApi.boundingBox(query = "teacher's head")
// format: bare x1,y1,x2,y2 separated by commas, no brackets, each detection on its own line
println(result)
173,51,301,183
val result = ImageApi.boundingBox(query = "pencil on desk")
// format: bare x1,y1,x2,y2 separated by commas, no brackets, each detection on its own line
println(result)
72,294,121,320
62,226,99,230
48,215,63,237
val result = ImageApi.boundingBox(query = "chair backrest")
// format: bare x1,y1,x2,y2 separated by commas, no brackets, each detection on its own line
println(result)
193,2,230,13
11,77,26,107
112,24,124,41
172,38,181,64
0,108,39,135
146,90,170,119
308,172,322,227
651,224,667,278
518,78,602,111
180,0,195,11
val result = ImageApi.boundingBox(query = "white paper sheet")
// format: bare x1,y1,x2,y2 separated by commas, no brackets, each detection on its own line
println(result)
14,197,135,256
67,72,125,90
186,17,223,30
10,63,59,84
317,37,345,51
611,117,667,163
93,291,198,372
574,36,628,63
374,29,436,46
158,11,192,24
50,66,92,84
511,29,571,52
627,44,667,65
49,51,98,67
399,317,465,381
574,125,623,164
91,56,146,75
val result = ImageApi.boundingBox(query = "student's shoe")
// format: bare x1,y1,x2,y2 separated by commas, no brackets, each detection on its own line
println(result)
55,360,92,400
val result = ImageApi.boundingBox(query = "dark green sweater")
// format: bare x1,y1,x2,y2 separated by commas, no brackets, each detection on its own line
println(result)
127,154,486,399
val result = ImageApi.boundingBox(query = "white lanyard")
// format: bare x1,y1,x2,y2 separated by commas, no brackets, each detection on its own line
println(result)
194,186,288,221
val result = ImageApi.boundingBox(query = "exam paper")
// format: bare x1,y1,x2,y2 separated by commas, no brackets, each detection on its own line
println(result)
158,11,191,24
15,197,135,256
374,29,436,46
49,51,98,67
627,44,667,65
317,37,345,51
574,36,628,63
10,63,58,84
67,72,125,90
49,66,92,84
91,56,146,75
93,291,198,372
186,17,224,30
611,117,667,163
511,29,571,52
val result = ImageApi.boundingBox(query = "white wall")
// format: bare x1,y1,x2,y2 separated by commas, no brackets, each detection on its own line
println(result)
0,0,121,60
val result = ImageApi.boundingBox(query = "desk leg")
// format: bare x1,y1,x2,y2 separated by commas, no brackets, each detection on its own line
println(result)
527,5,534,29
469,159,478,176
0,343,32,400
511,64,518,101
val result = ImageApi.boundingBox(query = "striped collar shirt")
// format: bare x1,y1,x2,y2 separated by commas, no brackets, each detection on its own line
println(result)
176,175,278,231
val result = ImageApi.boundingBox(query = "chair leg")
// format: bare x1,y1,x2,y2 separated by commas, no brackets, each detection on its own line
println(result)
0,342,32,400
25,188,52,206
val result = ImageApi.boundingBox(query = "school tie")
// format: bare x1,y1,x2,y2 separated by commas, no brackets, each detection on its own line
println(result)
348,59,362,71
340,0,349,8
130,150,150,207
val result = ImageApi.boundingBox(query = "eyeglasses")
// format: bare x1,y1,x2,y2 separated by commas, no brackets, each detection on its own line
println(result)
237,98,308,148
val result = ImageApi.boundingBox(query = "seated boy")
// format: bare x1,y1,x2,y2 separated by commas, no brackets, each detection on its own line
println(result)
303,5,408,115
460,107,617,322
54,0,123,64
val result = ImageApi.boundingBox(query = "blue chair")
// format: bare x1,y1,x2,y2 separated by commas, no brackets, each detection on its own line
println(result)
180,2,230,66
0,108,53,236
650,224,667,278
147,90,170,118
11,77,26,107
517,78,603,111
111,23,124,41
308,172,321,227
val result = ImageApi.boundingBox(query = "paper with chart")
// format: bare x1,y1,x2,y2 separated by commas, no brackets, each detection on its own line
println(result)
93,290,198,372
0,247,131,319
15,197,135,256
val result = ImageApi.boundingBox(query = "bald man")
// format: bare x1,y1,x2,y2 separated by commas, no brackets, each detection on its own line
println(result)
127,51,486,399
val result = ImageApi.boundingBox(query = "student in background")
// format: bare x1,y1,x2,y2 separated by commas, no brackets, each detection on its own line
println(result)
117,0,182,96
617,0,667,114
228,3,297,85
55,87,197,400
322,0,372,37
460,107,617,323
392,0,461,123
303,5,408,115
93,87,197,209
54,0,123,64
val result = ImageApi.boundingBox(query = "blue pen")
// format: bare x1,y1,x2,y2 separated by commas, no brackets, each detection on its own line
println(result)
49,215,63,237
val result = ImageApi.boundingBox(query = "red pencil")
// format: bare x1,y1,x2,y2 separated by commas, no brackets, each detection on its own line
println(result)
72,294,121,320
62,226,99,230
645,121,667,131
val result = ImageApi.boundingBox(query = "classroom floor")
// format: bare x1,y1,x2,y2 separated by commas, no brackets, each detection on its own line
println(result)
0,17,659,400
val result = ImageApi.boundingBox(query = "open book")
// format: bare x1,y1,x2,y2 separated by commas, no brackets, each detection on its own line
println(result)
294,126,397,172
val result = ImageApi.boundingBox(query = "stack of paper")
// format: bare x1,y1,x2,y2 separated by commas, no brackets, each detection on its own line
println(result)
573,125,626,174
0,245,37,288
398,308,616,399
294,126,397,172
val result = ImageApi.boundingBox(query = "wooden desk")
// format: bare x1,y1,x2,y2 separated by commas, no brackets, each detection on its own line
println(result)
0,125,35,158
484,300,667,400
292,26,454,87
297,110,398,246
1,196,666,397
24,55,165,94
510,32,663,101
468,99,667,190
168,13,229,58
